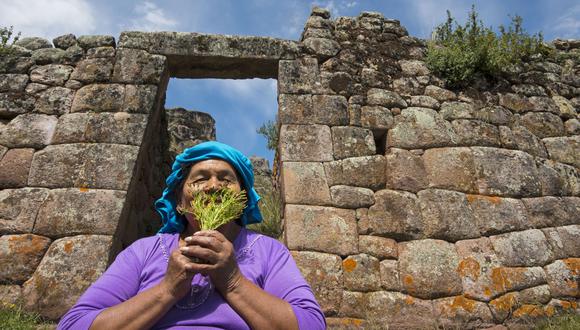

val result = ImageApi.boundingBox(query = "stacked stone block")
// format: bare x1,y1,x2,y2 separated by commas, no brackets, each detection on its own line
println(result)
281,8,579,329
0,34,168,319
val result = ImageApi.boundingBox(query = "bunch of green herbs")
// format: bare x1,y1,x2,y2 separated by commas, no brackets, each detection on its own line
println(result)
178,187,247,231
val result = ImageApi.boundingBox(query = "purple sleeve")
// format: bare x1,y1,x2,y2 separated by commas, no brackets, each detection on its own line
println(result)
261,240,326,330
57,243,143,330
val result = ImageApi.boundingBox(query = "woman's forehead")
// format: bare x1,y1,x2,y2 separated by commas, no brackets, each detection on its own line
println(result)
188,159,236,174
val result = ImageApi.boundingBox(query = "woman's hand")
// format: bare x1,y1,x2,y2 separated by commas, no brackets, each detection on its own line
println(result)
160,248,196,301
179,230,243,295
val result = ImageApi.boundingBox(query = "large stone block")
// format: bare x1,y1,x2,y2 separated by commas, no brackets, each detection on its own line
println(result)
543,136,580,168
291,251,343,315
52,112,148,146
0,74,29,92
398,239,462,299
360,105,394,130
425,85,456,102
0,285,22,305
112,48,167,84
522,197,577,228
34,188,126,238
71,84,125,113
440,102,476,120
77,35,116,49
542,225,580,260
490,229,554,267
312,95,348,126
499,93,534,112
0,56,34,74
0,148,34,188
359,235,397,260
30,64,74,86
455,237,502,301
0,92,35,118
342,254,381,291
360,189,423,240
278,94,313,124
28,143,139,190
34,87,74,115
528,96,561,114
324,155,386,191
366,292,435,328
278,58,320,94
409,95,439,109
506,125,548,158
451,120,501,147
520,112,565,138
303,38,340,57
0,234,51,283
387,107,458,149
472,147,541,197
123,84,157,114
366,88,407,108
279,124,332,162
0,188,49,234
0,114,57,148
399,60,429,76
331,126,375,160
467,195,528,235
379,259,402,291
385,148,428,192
423,147,476,193
70,58,113,83
338,291,366,319
417,189,479,242
330,185,374,209
392,77,423,96
22,235,112,320
281,162,331,205
433,296,495,329
544,258,579,298
286,204,357,255
552,95,576,118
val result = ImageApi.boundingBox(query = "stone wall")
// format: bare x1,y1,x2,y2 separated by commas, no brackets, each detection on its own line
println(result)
279,9,579,329
0,7,578,328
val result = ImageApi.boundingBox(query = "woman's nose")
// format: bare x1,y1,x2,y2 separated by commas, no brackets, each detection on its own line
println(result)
203,177,223,191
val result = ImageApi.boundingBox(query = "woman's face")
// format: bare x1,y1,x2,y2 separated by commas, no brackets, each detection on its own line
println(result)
178,159,242,227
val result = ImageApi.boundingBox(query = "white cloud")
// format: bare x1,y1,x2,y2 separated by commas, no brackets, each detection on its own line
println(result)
0,0,97,40
547,4,580,39
127,1,178,32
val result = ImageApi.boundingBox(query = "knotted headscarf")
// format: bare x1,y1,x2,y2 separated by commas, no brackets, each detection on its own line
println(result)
155,141,263,233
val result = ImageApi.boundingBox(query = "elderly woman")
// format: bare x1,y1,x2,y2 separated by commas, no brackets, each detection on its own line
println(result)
57,141,325,330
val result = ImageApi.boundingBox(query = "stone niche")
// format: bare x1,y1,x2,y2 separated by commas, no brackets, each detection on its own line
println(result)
1,7,579,329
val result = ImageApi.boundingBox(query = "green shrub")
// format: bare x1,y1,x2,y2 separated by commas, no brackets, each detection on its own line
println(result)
256,116,279,151
247,186,283,240
425,6,551,88
0,26,21,55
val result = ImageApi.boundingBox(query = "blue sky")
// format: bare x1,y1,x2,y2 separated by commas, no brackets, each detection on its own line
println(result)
2,0,578,166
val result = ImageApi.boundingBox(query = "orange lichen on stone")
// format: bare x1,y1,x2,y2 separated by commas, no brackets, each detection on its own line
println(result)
489,267,526,294
466,194,501,205
449,295,476,313
403,274,413,286
484,287,492,297
343,258,357,272
340,318,363,326
64,241,74,254
8,234,48,255
545,305,556,317
489,292,518,312
563,258,580,275
513,304,544,318
457,257,481,280
404,296,414,305
559,300,578,310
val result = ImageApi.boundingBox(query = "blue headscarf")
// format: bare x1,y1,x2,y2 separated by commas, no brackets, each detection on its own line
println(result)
155,141,263,233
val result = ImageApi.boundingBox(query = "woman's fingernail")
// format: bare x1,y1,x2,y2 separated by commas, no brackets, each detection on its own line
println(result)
180,247,187,253
184,236,192,242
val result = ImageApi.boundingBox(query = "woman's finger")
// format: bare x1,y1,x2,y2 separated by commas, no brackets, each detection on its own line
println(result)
193,230,227,242
180,245,219,264
185,235,222,251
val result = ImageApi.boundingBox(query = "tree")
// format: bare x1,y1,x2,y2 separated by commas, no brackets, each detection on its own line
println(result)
256,116,279,151
0,26,21,55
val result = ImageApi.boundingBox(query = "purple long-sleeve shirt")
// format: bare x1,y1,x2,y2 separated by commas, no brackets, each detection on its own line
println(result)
57,228,326,330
